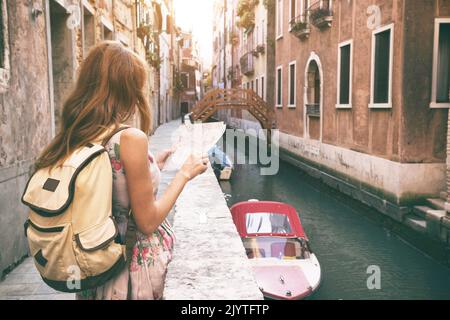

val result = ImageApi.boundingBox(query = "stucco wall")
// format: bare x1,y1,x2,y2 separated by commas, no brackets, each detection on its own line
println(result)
401,0,448,163
0,1,52,274
270,0,449,165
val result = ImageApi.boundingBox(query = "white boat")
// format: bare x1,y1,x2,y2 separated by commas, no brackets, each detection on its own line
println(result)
230,200,322,300
208,145,233,181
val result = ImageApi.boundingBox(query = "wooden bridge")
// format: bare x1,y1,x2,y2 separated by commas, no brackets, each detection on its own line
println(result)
190,88,276,130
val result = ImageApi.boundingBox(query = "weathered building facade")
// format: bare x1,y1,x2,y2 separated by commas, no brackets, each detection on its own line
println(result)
212,0,276,129
0,0,53,276
179,31,202,117
0,0,181,275
271,0,450,216
212,0,227,89
211,0,450,242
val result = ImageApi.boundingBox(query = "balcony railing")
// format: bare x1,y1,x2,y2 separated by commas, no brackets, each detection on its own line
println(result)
290,13,311,40
309,0,333,29
240,52,254,76
306,103,320,117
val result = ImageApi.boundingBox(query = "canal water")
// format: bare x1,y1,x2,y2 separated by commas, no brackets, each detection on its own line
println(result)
218,134,450,300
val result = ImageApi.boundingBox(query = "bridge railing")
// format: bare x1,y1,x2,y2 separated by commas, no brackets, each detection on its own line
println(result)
191,88,276,130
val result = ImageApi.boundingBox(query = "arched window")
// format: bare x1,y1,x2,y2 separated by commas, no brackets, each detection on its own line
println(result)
304,53,323,141
306,60,320,110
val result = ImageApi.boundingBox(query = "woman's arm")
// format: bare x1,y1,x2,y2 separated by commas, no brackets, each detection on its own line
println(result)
121,128,208,235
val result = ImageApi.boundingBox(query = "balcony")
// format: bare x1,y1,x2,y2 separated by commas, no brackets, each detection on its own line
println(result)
290,13,311,40
251,45,265,57
240,52,254,76
182,57,198,69
309,0,333,29
306,103,320,117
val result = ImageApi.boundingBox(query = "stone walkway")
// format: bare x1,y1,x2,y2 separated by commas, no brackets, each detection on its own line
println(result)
0,120,262,300
0,258,74,300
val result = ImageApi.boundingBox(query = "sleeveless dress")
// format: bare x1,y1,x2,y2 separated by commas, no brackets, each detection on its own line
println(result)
77,129,176,300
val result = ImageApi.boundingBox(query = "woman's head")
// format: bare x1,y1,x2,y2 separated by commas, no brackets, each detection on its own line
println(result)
36,41,151,170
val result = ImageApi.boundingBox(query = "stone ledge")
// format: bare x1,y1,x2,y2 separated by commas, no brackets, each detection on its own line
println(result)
151,121,262,300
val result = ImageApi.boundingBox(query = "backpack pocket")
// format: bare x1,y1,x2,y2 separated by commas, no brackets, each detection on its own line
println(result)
26,219,77,283
73,217,125,279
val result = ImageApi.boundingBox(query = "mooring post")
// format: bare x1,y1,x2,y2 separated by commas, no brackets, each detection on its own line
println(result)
267,128,272,154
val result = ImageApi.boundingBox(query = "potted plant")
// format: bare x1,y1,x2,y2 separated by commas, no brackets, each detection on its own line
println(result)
229,31,239,45
310,8,333,28
147,51,162,70
237,11,255,32
236,0,258,32
256,44,265,54
290,19,311,39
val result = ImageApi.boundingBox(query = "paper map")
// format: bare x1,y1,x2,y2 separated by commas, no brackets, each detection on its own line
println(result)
163,122,227,171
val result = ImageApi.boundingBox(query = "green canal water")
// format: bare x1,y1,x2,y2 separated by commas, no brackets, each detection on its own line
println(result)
218,135,450,300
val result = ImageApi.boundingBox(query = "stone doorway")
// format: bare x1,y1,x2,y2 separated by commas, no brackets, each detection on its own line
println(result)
304,53,323,141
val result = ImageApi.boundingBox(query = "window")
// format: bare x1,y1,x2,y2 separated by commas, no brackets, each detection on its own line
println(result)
102,17,114,40
431,19,450,108
370,24,394,109
83,2,95,57
256,78,259,95
301,0,309,15
261,20,265,44
245,213,292,235
276,0,283,39
256,26,259,45
276,66,283,107
0,0,10,93
242,237,311,260
288,61,296,107
261,75,265,100
289,0,297,28
181,73,189,88
337,40,353,108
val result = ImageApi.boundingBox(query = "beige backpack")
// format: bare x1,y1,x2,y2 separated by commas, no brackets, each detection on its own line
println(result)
21,127,130,293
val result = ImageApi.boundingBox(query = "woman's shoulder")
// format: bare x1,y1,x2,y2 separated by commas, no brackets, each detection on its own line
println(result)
119,128,150,161
121,127,148,144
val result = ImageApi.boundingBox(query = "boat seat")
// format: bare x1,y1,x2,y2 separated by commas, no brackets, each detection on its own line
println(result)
271,242,297,258
246,248,266,259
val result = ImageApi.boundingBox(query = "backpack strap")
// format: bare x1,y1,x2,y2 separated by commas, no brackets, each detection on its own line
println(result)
101,125,131,147
102,125,136,258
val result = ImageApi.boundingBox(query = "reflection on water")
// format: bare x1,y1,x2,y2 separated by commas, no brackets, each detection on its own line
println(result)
220,136,450,300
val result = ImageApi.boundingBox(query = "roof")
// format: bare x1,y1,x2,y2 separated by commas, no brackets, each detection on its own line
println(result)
230,201,307,239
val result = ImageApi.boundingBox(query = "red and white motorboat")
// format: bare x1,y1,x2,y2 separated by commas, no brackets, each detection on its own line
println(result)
230,200,321,300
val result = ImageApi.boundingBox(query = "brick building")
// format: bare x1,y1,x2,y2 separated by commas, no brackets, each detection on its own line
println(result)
179,31,202,117
211,0,450,239
0,0,181,275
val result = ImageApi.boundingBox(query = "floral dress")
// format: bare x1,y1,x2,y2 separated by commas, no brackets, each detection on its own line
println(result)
77,129,176,300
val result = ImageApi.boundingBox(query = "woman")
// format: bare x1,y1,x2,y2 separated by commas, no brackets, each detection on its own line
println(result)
34,41,208,299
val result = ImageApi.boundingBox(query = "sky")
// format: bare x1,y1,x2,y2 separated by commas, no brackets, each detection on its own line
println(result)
174,0,214,68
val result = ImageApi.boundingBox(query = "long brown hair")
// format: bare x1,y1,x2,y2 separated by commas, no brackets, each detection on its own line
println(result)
36,41,151,170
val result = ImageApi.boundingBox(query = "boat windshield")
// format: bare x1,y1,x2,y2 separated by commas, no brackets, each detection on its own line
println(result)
245,212,292,235
242,237,311,260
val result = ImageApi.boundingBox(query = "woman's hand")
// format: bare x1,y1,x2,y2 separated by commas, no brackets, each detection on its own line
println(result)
156,147,175,170
179,154,209,181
